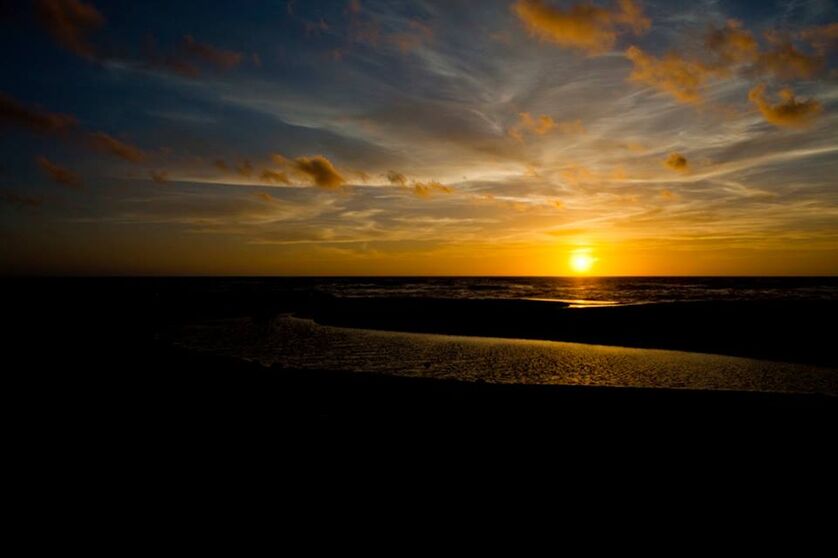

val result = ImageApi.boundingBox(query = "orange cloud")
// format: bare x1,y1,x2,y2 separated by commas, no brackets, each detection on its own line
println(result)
509,112,556,141
757,39,823,80
748,84,822,128
260,169,291,185
705,20,758,69
277,155,346,189
625,46,712,104
385,170,408,186
664,152,688,172
513,0,650,54
36,156,82,188
557,119,586,135
412,180,452,198
88,132,146,162
35,0,105,60
799,23,838,55
389,19,433,53
0,92,78,135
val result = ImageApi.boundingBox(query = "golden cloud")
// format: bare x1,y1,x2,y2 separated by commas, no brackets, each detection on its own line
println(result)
36,0,105,60
260,169,291,185
625,46,712,104
151,171,168,184
799,23,838,55
88,132,146,162
277,155,346,189
756,39,823,80
705,20,758,69
0,92,78,135
513,0,650,54
748,84,822,128
412,180,452,198
37,156,82,188
385,170,408,186
664,152,688,172
508,112,557,141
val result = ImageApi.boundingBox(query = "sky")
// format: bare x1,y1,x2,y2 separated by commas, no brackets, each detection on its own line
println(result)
0,0,836,276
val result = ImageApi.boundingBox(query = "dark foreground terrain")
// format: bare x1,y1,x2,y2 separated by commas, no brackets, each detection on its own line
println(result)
5,277,836,472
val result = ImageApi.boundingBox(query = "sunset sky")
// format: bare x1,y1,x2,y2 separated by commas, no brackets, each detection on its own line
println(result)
1,0,836,275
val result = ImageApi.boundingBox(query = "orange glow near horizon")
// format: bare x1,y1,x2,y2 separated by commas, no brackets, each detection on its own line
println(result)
569,250,596,274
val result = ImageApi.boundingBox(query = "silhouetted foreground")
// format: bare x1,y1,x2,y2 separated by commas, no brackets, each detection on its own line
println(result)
5,278,835,451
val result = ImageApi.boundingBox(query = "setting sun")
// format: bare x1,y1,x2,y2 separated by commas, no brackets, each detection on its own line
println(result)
570,252,596,274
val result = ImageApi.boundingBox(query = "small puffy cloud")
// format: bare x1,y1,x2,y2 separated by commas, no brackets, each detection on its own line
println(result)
275,154,346,189
385,170,408,186
260,169,291,185
0,92,78,135
254,191,276,203
412,180,452,198
35,0,105,60
660,189,677,200
664,152,688,172
181,35,244,70
508,112,556,141
625,46,712,104
705,20,758,69
799,23,838,55
36,156,82,188
513,0,650,54
88,132,146,162
756,40,823,80
1,191,43,208
389,20,433,53
748,84,822,128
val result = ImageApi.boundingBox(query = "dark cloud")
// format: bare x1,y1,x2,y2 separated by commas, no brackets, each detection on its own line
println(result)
756,38,823,80
35,0,105,60
1,190,43,208
281,155,346,189
260,169,291,185
664,152,688,172
181,35,244,70
88,132,146,162
514,0,649,54
385,170,407,186
37,156,82,188
0,92,78,135
151,171,168,183
412,180,452,198
748,84,822,128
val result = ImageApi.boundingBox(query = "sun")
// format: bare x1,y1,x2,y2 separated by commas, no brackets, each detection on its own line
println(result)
570,252,595,274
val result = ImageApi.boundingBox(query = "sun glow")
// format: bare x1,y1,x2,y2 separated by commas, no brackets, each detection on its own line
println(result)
569,251,596,274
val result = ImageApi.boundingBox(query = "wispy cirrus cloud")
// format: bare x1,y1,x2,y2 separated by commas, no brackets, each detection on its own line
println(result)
35,0,105,60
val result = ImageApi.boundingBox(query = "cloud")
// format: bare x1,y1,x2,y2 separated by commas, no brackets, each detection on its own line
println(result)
35,0,105,60
36,156,82,188
508,112,556,141
705,20,758,69
0,92,78,135
385,170,408,186
412,180,452,198
513,0,650,54
625,46,712,104
88,132,146,162
1,191,43,208
277,154,346,189
664,152,688,172
799,23,838,55
260,169,291,185
181,35,244,70
151,171,168,184
748,84,822,128
756,39,823,80
389,20,434,53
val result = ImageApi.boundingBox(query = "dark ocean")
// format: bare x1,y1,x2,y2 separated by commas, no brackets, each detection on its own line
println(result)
270,276,838,307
